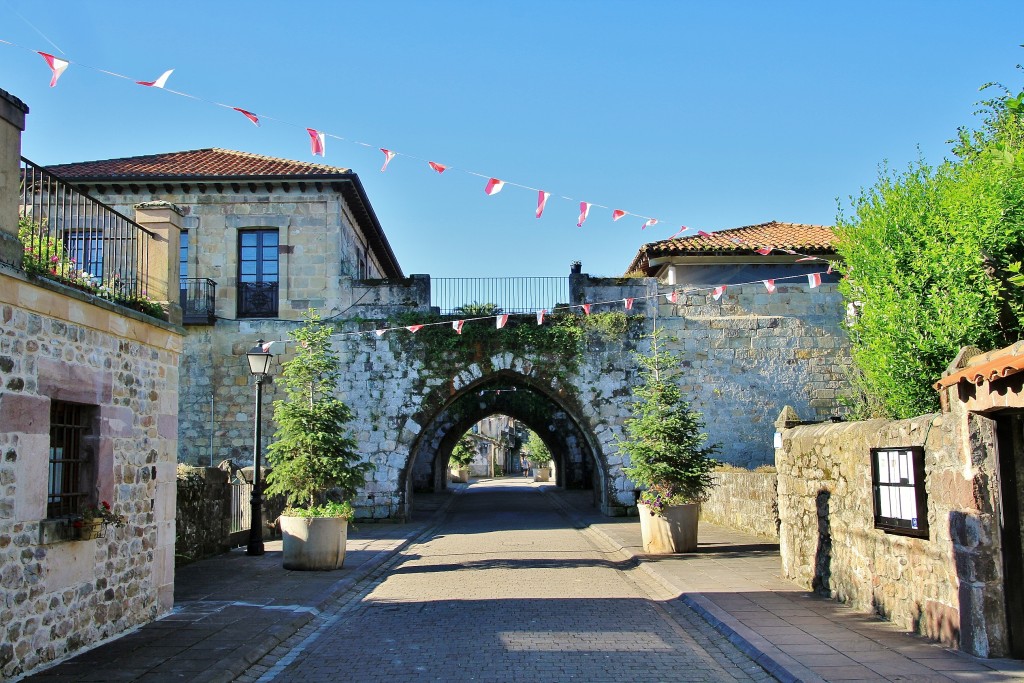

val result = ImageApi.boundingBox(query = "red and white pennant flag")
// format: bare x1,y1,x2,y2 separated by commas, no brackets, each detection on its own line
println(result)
406,324,423,333
624,298,634,310
641,218,658,230
484,178,504,195
307,128,325,157
712,286,727,300
380,149,396,172
763,279,776,293
428,161,447,174
536,191,550,219
665,290,678,304
38,52,69,87
577,202,591,228
807,273,822,288
452,320,465,335
612,210,626,221
233,108,260,126
374,329,387,337
581,304,591,315
756,247,772,256
536,310,546,325
669,226,689,239
496,314,509,329
137,69,173,88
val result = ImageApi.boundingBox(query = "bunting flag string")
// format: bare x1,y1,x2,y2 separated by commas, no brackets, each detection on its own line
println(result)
337,269,831,340
577,202,591,228
3,37,841,241
484,178,505,195
37,51,68,87
136,69,173,88
307,128,325,157
536,191,550,219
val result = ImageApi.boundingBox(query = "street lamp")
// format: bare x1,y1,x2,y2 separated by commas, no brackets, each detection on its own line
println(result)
245,339,274,556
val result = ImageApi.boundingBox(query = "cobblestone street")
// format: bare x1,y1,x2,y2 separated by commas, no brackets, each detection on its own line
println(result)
244,479,770,683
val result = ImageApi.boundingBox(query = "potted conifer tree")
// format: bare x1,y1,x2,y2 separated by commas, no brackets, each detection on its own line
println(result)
617,330,719,553
265,310,373,570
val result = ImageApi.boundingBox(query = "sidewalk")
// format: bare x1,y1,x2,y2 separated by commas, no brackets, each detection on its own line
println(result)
18,492,456,683
548,487,1024,683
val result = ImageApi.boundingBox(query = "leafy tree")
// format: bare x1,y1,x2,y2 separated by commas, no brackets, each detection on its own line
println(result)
449,433,477,468
836,81,1024,419
265,310,373,513
617,330,719,512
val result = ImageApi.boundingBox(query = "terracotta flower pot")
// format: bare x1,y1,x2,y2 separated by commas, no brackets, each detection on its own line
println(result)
638,502,698,553
76,519,104,541
280,516,348,570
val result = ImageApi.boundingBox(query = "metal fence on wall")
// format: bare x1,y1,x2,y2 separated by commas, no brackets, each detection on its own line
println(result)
431,277,570,315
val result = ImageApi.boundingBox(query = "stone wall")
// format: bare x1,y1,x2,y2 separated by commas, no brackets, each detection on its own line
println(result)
700,469,779,540
659,281,850,467
0,272,182,679
174,466,232,564
776,411,1009,656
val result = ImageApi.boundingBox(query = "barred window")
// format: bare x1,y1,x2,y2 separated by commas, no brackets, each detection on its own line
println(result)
871,446,928,538
48,401,95,518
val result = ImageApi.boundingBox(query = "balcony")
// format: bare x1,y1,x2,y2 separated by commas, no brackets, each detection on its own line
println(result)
237,281,278,318
180,278,217,325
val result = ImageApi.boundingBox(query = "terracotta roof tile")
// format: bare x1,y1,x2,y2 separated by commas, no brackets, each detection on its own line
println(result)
934,343,1024,390
645,221,836,256
627,220,837,274
45,148,350,179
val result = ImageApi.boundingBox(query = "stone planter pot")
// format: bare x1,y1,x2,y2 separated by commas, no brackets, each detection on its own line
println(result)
533,467,551,482
638,502,698,554
280,516,348,570
451,468,469,483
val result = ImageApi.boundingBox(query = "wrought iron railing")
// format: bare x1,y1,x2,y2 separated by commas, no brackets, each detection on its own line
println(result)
180,278,217,325
431,277,569,315
237,281,278,318
18,157,154,305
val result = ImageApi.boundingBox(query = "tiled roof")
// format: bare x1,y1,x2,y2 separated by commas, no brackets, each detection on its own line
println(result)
646,221,836,256
627,220,837,273
934,342,1024,390
46,148,351,179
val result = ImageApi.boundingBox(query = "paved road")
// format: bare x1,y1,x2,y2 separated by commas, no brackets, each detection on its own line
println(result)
241,479,772,683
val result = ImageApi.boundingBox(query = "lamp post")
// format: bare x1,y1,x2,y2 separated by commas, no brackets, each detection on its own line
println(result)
245,339,274,556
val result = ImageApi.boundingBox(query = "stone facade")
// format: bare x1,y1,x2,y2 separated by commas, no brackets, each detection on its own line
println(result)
0,274,182,678
700,469,779,540
775,403,1017,657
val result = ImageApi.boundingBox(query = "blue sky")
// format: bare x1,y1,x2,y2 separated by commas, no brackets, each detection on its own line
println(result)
2,1,1023,278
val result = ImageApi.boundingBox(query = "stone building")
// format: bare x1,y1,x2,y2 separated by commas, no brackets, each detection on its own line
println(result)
46,149,404,467
0,88,183,678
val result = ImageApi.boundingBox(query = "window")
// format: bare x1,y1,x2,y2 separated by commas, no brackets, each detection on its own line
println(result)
237,229,279,317
871,446,928,538
64,229,103,281
180,230,189,279
48,401,95,518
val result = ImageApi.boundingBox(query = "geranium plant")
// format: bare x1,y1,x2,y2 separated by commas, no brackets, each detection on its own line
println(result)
617,329,720,512
75,501,126,528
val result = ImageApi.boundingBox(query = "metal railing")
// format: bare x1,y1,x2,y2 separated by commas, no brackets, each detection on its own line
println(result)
237,281,278,318
18,157,154,304
180,278,217,325
431,277,569,315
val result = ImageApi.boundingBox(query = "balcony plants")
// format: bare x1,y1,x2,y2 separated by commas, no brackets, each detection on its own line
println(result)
264,310,373,570
73,501,126,540
617,329,719,553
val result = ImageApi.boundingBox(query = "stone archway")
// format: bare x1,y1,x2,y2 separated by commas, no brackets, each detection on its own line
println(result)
402,369,606,514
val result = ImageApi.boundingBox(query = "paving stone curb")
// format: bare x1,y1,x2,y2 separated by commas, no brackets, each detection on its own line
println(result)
544,489,798,683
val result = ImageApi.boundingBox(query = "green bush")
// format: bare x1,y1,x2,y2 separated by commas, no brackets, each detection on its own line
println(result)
836,83,1024,418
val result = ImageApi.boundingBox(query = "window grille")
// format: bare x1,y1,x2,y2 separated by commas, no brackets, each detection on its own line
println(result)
48,401,94,518
871,446,929,538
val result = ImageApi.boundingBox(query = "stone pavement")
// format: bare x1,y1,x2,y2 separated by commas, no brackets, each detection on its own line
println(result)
239,477,771,682
17,493,456,683
16,479,1024,682
547,486,1024,683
